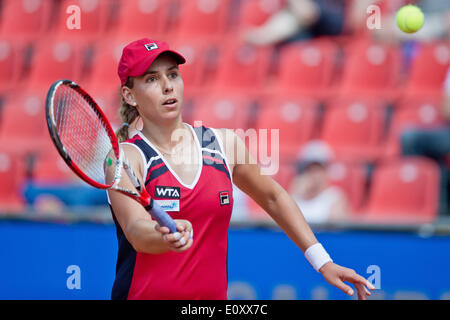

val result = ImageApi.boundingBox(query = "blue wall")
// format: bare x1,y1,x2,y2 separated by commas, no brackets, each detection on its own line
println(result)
0,220,449,300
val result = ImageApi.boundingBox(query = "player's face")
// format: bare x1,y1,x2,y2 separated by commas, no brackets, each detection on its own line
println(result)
127,54,184,123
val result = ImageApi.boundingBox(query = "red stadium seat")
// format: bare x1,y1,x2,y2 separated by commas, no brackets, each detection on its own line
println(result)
327,96,388,110
173,0,232,40
170,39,214,93
362,157,440,224
274,39,339,100
338,40,401,101
321,100,386,162
114,0,172,39
0,91,48,154
46,39,123,129
52,0,114,41
213,41,273,95
327,161,367,214
237,0,284,29
26,40,85,91
403,42,450,98
31,141,79,183
255,95,320,161
0,0,53,41
189,93,253,130
383,97,444,159
0,39,26,94
84,39,128,92
0,151,26,212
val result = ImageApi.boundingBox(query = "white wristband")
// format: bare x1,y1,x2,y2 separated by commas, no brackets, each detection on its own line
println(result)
304,243,333,272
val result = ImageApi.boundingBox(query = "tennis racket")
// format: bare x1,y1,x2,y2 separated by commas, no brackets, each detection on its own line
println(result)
45,79,177,233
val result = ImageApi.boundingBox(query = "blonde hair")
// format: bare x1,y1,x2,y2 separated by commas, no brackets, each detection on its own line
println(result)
116,77,140,143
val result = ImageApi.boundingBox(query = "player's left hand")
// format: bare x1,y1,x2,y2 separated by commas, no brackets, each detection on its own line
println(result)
319,262,376,300
155,219,193,253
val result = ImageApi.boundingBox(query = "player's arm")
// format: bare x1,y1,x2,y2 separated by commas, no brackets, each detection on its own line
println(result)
106,144,192,254
221,129,318,251
218,129,375,299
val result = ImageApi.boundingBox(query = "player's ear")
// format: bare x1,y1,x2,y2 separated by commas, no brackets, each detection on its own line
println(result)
121,86,137,107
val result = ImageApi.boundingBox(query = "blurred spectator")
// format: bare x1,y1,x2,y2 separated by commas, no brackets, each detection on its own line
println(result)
290,140,349,224
400,67,450,216
243,0,346,46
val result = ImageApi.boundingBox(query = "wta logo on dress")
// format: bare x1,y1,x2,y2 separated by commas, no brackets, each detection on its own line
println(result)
155,186,180,199
155,186,180,212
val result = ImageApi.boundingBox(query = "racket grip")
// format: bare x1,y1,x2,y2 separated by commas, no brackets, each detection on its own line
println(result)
146,199,178,234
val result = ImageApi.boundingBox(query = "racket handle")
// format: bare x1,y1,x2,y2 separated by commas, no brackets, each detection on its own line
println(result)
146,199,178,234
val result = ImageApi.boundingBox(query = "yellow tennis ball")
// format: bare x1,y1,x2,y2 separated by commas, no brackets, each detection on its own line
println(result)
396,4,424,34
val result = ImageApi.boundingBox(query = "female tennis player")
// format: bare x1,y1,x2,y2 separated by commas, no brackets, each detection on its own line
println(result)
108,38,375,300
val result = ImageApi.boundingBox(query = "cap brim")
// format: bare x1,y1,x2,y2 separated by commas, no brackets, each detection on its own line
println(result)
296,161,326,174
128,50,186,79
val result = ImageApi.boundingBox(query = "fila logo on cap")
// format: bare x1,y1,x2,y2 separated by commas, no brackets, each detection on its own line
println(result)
144,43,158,51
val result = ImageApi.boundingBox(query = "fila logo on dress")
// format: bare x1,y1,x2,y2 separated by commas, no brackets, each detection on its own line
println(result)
219,191,230,206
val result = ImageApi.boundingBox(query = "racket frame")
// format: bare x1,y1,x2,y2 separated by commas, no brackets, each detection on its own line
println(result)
45,79,151,207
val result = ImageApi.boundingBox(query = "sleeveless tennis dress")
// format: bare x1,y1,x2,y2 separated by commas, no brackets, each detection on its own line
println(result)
110,124,234,300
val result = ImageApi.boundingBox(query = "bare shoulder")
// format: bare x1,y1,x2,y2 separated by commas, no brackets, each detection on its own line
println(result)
213,128,255,174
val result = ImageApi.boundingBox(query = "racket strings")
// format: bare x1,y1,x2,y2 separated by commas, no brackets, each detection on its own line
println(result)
53,84,114,184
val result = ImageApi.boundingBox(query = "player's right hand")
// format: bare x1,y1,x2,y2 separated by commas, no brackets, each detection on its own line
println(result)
155,219,193,252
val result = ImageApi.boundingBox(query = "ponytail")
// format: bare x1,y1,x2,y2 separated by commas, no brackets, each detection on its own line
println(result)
116,78,139,143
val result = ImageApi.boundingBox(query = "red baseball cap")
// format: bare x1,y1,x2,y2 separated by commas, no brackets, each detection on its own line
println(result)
118,38,186,85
